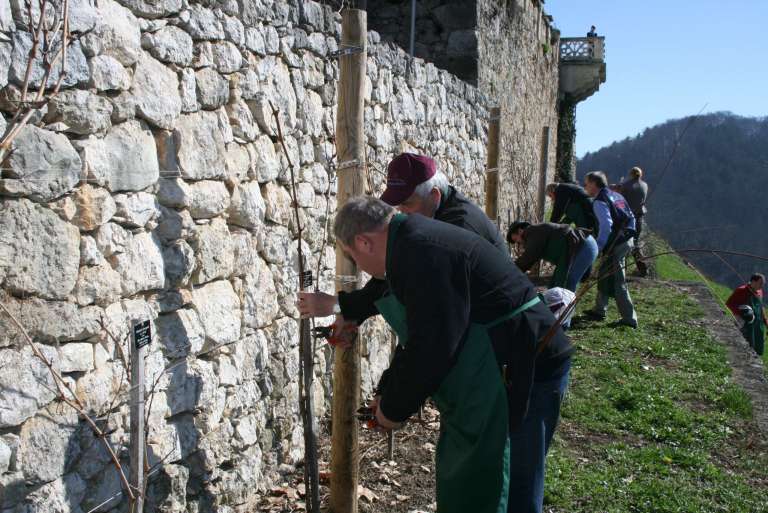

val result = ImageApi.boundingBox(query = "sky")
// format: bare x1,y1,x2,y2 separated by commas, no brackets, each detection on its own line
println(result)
544,0,768,157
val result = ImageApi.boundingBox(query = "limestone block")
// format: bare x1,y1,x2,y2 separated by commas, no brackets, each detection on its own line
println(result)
251,134,280,183
89,55,132,92
0,345,59,428
218,354,239,386
222,15,245,47
83,0,142,66
299,89,324,137
296,182,315,208
253,56,297,131
77,120,160,193
211,41,243,73
226,97,258,141
0,295,103,347
109,91,137,122
228,181,266,229
306,32,327,56
162,239,195,287
195,67,229,109
0,44,7,89
23,472,87,513
80,235,104,266
46,89,113,136
111,231,165,295
0,0,13,31
132,52,182,129
95,222,130,257
262,182,292,225
156,308,205,359
157,178,192,209
73,262,122,306
119,0,182,19
1,125,82,202
155,206,195,242
181,4,224,41
225,143,251,183
9,32,89,89
245,26,266,55
0,198,80,300
191,217,234,284
235,414,259,446
0,437,10,474
191,279,241,345
236,68,260,100
177,109,232,180
145,464,189,513
192,40,214,68
265,25,280,54
240,261,279,329
188,180,230,219
258,224,291,265
230,228,258,277
59,342,94,372
113,191,160,228
73,359,120,418
142,25,194,65
179,67,198,112
69,184,117,231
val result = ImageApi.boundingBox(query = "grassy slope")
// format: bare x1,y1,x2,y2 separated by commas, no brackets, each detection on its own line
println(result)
545,284,768,512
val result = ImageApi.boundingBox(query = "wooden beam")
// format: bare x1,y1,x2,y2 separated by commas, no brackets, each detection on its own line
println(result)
485,106,501,224
129,320,149,513
537,126,551,222
330,8,367,513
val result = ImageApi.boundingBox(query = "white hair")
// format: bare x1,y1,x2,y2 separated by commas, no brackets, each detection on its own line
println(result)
412,171,450,199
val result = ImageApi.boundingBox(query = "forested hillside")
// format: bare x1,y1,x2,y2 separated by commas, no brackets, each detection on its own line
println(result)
577,112,768,288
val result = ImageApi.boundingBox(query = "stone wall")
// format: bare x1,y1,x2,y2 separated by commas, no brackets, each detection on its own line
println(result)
367,0,479,83
478,0,560,225
0,0,558,511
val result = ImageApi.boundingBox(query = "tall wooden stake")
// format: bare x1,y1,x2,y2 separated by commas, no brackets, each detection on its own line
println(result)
330,8,367,513
537,126,551,222
485,106,501,225
129,320,150,513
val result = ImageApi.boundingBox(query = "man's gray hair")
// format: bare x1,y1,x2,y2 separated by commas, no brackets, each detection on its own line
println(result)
412,171,450,199
334,196,395,246
585,171,608,189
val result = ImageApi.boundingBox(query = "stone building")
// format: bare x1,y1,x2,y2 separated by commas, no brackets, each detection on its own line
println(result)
0,0,604,511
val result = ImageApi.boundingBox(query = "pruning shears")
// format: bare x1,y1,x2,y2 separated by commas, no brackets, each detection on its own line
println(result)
356,406,380,429
311,322,358,347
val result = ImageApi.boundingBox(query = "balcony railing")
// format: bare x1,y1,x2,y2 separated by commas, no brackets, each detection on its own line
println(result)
559,37,605,62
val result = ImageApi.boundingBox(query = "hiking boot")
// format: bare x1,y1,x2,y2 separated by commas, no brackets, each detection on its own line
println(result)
610,319,638,329
582,310,606,321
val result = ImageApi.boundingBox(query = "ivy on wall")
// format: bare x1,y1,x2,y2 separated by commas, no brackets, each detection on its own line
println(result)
556,98,577,182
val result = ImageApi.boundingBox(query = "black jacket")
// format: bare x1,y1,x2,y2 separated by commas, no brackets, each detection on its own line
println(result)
338,186,507,322
550,183,597,231
378,215,574,426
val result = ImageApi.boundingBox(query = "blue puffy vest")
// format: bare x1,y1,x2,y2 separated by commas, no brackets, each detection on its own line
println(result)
596,188,636,247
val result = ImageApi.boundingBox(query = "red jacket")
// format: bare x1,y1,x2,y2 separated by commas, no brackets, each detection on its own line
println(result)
726,284,767,326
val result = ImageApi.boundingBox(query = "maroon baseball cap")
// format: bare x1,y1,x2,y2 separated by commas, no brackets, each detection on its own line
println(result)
380,153,436,206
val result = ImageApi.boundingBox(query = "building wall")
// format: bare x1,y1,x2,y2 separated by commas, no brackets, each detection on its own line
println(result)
0,0,558,511
478,0,560,227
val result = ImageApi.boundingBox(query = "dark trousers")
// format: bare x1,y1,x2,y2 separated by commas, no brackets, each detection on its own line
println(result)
632,215,648,275
507,363,571,513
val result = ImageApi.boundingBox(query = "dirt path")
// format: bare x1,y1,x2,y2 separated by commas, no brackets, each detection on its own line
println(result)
670,280,768,434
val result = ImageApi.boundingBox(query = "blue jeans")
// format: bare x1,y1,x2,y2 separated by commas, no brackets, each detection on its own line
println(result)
507,363,571,513
565,236,598,292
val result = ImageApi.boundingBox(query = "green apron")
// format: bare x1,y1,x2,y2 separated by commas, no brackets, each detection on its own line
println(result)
742,294,765,356
374,214,541,513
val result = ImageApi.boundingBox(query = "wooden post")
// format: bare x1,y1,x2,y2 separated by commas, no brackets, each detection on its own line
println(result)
537,126,551,222
484,107,501,225
330,8,367,513
129,319,150,513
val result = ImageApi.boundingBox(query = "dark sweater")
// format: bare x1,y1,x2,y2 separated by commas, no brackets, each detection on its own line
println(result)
338,186,507,323
550,183,597,231
378,215,574,424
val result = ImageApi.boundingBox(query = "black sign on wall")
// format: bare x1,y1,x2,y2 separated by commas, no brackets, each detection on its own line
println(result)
133,320,152,350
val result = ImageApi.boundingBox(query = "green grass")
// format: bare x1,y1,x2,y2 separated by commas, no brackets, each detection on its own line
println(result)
544,284,768,512
648,233,768,368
